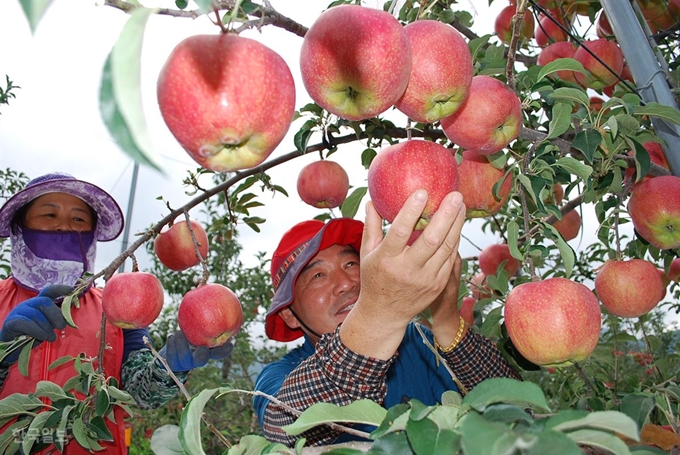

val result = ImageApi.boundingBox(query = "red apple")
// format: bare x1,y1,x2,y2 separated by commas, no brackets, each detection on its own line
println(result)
479,243,521,277
628,175,680,250
573,39,624,90
603,64,634,97
457,151,513,218
300,4,411,121
537,41,579,84
553,209,581,241
394,20,473,123
625,141,671,188
550,183,565,205
535,12,570,47
154,220,209,271
505,277,601,366
367,140,459,240
460,296,477,327
658,268,670,300
103,272,164,329
178,283,243,348
470,272,493,300
669,258,680,282
595,259,664,318
157,34,295,172
596,11,614,38
494,5,535,45
640,0,680,30
296,160,349,209
441,75,522,155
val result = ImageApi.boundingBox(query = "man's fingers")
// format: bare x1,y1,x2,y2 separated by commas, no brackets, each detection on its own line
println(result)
381,189,429,254
409,192,465,265
360,201,385,259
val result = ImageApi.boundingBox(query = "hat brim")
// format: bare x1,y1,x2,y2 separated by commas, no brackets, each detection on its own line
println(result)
265,218,364,342
0,178,124,242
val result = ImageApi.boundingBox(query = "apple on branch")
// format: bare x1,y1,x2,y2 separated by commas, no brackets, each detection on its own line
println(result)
494,4,534,45
441,75,522,155
157,34,296,172
504,277,602,367
595,259,664,318
456,151,512,218
669,258,680,282
154,219,209,271
535,11,571,47
296,160,349,209
178,283,243,348
300,4,411,121
394,20,473,123
573,38,624,90
478,243,521,278
103,272,165,329
628,175,680,250
367,139,459,245
553,209,581,242
537,41,579,84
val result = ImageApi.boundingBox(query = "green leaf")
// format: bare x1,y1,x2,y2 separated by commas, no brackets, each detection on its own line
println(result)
282,399,387,436
571,129,602,164
194,0,213,14
33,381,73,403
21,411,53,454
556,157,593,180
340,186,367,219
0,419,29,454
538,58,587,83
95,389,110,416
294,127,313,153
634,102,680,124
54,404,75,452
620,393,655,432
406,417,460,455
0,393,43,426
552,411,639,441
517,174,538,205
462,378,551,413
61,294,77,329
482,404,534,425
180,388,220,455
526,431,583,455
151,424,185,455
507,221,523,262
544,223,576,278
17,338,34,377
566,429,633,455
547,102,573,139
548,87,590,108
71,417,92,450
459,412,519,455
18,0,54,33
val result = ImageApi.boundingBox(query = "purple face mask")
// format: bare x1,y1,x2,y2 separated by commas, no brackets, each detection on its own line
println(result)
10,227,97,293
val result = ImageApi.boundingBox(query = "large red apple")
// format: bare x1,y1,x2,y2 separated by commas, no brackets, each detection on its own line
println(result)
300,4,411,121
595,259,664,318
505,277,601,366
154,220,209,271
669,258,680,282
103,272,164,329
628,175,680,250
441,75,522,155
157,34,295,172
573,39,624,90
178,283,243,348
535,11,570,47
367,140,459,239
478,243,521,277
296,160,349,209
494,4,535,45
553,209,581,241
537,41,579,84
457,151,512,218
394,20,473,123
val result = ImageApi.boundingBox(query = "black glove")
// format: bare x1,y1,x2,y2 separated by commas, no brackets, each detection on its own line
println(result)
160,331,234,373
0,285,72,343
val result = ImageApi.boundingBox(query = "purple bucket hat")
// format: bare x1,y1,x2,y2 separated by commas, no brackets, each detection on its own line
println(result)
0,172,124,241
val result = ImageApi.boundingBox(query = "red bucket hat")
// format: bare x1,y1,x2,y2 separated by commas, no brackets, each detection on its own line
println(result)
266,218,364,342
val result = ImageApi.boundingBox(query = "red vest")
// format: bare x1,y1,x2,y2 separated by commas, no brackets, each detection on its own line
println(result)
0,279,126,455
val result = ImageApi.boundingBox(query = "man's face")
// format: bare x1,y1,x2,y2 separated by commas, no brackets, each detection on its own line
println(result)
281,244,360,341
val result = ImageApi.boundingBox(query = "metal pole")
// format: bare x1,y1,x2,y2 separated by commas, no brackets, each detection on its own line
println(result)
600,0,680,176
118,163,139,273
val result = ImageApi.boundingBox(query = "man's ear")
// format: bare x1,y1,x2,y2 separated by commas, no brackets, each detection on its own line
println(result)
279,307,301,330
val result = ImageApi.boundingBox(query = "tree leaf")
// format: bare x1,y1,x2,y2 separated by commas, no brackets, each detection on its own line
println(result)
17,338,34,377
179,388,220,455
619,394,656,435
566,429,633,455
406,417,460,455
634,102,680,125
538,59,587,83
571,129,602,164
282,399,387,436
340,186,367,219
18,0,54,34
33,381,73,403
100,11,163,173
459,412,519,455
21,411,53,454
552,411,639,441
0,393,43,426
547,102,573,139
507,220,523,262
151,425,185,455
71,417,92,450
526,431,583,455
556,157,593,180
462,378,551,413
544,223,576,278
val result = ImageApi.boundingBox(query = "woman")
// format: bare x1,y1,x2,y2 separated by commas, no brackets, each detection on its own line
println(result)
0,172,231,454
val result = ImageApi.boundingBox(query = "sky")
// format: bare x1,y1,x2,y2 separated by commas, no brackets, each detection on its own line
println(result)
0,0,676,329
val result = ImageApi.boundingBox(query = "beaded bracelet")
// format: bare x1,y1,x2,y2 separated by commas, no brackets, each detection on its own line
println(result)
434,315,468,353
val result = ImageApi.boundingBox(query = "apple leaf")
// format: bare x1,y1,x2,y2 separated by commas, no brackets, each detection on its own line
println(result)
150,425,185,455
556,157,593,180
566,429,633,455
194,0,213,13
282,399,387,436
100,7,163,173
619,393,656,433
406,416,460,455
462,378,551,413
537,58,587,83
17,338,34,377
21,410,53,455
548,87,590,109
340,186,367,219
552,411,639,441
571,129,602,165
544,223,576,278
634,102,680,125
179,388,220,455
18,0,53,34
507,221,523,263
547,102,573,139
459,412,519,455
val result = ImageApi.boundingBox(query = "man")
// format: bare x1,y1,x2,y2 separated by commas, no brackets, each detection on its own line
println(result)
254,190,521,447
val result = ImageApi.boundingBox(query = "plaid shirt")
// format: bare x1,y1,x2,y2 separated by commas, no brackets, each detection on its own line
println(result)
259,324,521,447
